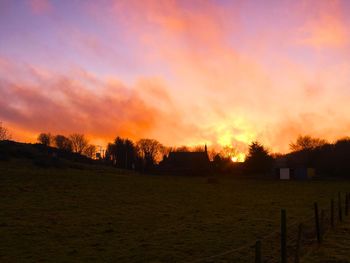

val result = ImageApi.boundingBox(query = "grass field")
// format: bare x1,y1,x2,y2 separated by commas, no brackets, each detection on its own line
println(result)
303,220,350,263
1,159,350,262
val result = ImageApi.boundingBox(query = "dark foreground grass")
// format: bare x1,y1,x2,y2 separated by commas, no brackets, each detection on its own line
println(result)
302,219,350,263
308,221,350,263
1,159,350,262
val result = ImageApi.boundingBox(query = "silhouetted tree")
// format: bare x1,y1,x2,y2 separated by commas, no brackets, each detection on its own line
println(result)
124,139,136,169
219,146,238,159
0,122,11,141
285,137,350,178
332,138,350,176
37,133,52,146
114,137,125,166
136,138,163,170
115,137,136,169
84,144,96,159
105,142,116,163
335,137,350,147
54,135,72,151
290,135,327,152
105,137,136,169
69,133,88,154
245,141,273,174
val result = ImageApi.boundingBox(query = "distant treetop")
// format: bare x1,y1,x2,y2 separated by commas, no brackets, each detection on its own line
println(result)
0,122,11,141
289,135,327,152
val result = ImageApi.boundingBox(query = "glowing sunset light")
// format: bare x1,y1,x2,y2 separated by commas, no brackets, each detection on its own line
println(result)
231,153,246,163
237,153,246,162
1,0,350,153
231,156,238,163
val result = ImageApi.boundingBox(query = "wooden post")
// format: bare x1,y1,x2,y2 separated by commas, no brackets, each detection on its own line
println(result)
320,209,325,237
281,209,287,263
345,193,349,216
255,240,261,263
314,202,321,243
331,199,334,228
294,224,303,263
338,192,343,222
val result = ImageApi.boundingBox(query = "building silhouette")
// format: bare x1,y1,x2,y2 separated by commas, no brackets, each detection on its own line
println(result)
158,145,211,175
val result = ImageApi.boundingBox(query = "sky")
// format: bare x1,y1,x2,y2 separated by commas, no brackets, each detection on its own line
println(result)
1,0,350,153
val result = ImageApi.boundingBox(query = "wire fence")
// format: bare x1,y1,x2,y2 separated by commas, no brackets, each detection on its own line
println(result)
190,192,350,263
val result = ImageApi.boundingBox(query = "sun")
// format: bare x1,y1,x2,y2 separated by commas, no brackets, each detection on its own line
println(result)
230,153,246,162
231,156,238,162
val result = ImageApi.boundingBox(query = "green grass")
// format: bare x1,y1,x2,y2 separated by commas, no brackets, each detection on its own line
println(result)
1,159,350,262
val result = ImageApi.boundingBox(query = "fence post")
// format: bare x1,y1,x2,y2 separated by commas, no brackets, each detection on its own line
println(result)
338,192,343,222
320,209,325,237
294,223,303,263
255,240,261,263
314,202,321,244
281,209,287,263
331,199,334,228
345,193,349,216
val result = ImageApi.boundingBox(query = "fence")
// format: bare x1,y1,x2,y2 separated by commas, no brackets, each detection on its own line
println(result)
192,192,350,263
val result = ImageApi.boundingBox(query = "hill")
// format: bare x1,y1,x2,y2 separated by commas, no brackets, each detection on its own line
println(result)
0,140,96,168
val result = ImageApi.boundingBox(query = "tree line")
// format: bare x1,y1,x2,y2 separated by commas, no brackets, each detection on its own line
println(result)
2,122,350,177
105,137,164,171
286,135,350,178
36,132,350,177
241,135,350,177
35,132,168,172
37,133,96,158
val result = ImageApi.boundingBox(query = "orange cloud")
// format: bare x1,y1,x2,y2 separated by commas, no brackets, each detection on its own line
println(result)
0,60,203,147
0,65,148,139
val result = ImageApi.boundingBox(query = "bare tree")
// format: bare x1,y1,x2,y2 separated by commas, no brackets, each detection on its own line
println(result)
37,133,52,146
54,135,72,151
136,138,163,165
0,122,11,141
84,144,96,158
69,133,88,154
290,135,327,152
220,146,238,158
